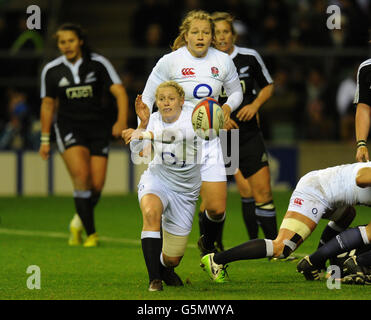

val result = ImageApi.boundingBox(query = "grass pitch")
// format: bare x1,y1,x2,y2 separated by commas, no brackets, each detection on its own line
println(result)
0,191,370,300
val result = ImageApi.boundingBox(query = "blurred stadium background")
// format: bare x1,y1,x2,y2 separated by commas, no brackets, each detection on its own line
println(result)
0,0,370,196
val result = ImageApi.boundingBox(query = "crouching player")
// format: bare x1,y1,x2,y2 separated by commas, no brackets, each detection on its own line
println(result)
122,81,202,291
200,162,371,283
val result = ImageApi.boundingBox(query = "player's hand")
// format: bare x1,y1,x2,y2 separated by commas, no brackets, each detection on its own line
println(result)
39,144,51,160
121,128,135,144
135,94,150,128
356,146,369,162
112,121,127,139
224,118,239,130
237,103,259,122
221,104,231,124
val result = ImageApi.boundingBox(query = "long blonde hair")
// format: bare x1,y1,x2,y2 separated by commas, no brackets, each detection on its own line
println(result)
171,10,215,51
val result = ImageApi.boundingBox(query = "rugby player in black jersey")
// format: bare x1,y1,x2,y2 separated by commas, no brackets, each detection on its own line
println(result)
211,12,277,248
39,23,129,247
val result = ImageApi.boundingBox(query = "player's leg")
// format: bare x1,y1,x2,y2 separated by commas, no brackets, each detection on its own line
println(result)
201,211,316,282
248,165,277,240
234,169,258,239
301,220,371,279
89,155,108,208
61,145,96,245
140,193,164,291
198,181,227,255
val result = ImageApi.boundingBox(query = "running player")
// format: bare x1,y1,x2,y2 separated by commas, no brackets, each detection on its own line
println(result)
200,162,371,283
122,81,202,291
212,12,276,247
39,23,129,247
135,10,243,257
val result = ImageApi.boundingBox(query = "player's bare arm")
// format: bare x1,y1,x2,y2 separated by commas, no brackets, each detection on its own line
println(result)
356,167,371,187
135,94,150,129
237,83,274,121
39,96,56,160
110,84,129,138
355,103,371,162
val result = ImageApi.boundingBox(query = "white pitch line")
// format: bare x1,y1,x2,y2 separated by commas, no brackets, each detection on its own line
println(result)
0,228,197,248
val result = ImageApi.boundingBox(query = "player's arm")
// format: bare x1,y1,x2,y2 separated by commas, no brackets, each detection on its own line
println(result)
355,103,371,162
110,83,129,138
39,96,56,160
237,84,274,122
355,167,371,188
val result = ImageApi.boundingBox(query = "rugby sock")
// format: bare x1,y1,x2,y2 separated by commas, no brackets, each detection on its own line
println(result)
309,226,370,268
317,221,344,248
73,190,95,235
91,191,101,209
241,197,258,239
255,201,277,240
357,249,371,267
214,239,271,265
200,210,225,251
198,211,205,237
141,231,162,282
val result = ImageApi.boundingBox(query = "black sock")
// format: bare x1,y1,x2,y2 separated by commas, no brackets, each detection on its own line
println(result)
198,211,204,237
357,249,371,267
310,227,369,267
73,190,95,235
199,210,225,251
91,191,101,209
141,231,162,282
255,201,277,240
317,221,344,248
214,239,270,265
242,197,258,239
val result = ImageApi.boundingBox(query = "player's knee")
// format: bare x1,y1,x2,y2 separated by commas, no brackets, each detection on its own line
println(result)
253,188,272,204
163,256,181,267
141,207,161,226
202,200,226,217
72,170,90,188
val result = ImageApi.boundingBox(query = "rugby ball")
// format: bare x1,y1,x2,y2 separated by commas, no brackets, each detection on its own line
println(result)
191,97,224,140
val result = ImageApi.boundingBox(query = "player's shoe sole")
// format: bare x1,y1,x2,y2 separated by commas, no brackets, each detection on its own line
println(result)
148,279,163,291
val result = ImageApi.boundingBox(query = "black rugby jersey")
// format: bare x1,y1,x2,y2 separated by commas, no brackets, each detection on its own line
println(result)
354,58,371,107
40,53,121,122
219,46,273,138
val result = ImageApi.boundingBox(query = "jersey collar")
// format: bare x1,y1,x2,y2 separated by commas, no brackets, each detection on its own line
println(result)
62,56,83,84
230,45,239,59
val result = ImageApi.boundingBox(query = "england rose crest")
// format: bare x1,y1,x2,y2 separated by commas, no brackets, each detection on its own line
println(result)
211,67,219,77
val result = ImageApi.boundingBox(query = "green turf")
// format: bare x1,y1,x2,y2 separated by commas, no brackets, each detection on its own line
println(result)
0,191,370,300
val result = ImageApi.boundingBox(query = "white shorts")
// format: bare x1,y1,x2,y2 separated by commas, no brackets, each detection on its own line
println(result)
287,172,331,224
138,170,199,236
200,137,227,182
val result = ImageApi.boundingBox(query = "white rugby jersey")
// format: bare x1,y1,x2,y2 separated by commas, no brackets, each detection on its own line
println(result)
303,162,371,208
132,108,202,192
142,46,242,112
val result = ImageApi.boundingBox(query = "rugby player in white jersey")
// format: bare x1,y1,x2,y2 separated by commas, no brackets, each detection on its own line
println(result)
122,81,202,291
199,162,371,283
135,10,243,257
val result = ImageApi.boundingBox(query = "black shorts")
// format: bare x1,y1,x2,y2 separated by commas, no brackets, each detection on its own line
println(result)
238,131,269,178
54,119,111,157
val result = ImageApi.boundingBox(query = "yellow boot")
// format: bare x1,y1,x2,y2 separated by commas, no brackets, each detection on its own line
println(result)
84,232,99,247
68,214,83,246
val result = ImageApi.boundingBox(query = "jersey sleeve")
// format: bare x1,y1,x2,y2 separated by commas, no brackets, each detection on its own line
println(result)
94,55,122,86
250,50,273,88
40,66,57,99
223,56,243,112
354,63,371,106
142,55,170,112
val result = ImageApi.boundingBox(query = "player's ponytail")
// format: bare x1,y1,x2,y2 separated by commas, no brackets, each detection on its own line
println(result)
171,10,215,51
54,23,92,60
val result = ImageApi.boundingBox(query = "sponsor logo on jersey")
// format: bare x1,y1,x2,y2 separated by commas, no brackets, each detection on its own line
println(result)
66,85,93,99
293,198,304,206
261,152,268,162
239,66,250,73
312,208,318,215
181,68,195,77
211,67,219,77
85,72,97,83
58,77,70,87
